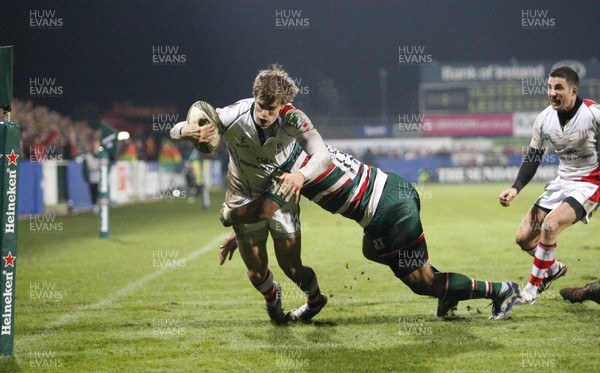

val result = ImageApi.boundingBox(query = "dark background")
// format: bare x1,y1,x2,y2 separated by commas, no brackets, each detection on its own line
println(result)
2,0,599,123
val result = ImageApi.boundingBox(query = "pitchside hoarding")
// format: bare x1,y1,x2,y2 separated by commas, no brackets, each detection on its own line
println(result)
422,113,513,137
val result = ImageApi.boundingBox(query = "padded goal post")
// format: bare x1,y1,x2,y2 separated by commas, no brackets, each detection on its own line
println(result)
0,45,20,356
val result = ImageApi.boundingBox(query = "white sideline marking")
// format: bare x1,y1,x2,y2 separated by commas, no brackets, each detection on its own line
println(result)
28,233,229,338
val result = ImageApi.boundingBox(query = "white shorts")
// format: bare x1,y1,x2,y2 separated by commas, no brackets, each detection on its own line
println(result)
535,177,600,224
226,189,301,244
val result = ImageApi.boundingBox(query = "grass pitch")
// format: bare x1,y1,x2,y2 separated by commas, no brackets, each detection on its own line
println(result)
4,183,600,372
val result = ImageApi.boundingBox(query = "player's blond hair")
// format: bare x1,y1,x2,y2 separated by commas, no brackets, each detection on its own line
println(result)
253,64,298,105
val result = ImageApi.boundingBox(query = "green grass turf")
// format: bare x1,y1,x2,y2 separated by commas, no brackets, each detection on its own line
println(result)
3,183,599,372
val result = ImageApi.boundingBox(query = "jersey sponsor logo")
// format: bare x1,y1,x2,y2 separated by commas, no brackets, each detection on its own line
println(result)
256,156,271,164
234,136,250,148
238,157,276,173
559,152,594,162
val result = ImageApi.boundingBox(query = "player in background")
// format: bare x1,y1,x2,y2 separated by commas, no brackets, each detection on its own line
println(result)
560,280,600,304
220,145,521,320
498,66,600,305
183,150,210,209
170,65,332,323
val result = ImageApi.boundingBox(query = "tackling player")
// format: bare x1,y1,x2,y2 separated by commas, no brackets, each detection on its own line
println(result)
171,65,332,323
220,145,521,320
498,66,600,305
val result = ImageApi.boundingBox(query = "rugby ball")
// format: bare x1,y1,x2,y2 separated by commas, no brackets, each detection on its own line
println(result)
186,101,222,153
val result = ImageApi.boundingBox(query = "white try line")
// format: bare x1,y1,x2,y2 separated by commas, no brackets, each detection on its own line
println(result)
23,233,229,342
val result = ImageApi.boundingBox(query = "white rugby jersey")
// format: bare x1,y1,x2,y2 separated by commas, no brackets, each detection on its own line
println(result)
531,99,600,183
171,98,330,199
271,145,388,228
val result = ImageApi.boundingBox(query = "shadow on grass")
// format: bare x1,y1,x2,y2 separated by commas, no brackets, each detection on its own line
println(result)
252,318,505,372
0,355,21,373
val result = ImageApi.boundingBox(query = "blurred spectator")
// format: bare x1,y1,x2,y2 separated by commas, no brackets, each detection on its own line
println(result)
82,140,100,205
144,136,158,161
418,168,432,184
63,130,78,160
120,140,139,161
158,139,182,175
159,140,182,163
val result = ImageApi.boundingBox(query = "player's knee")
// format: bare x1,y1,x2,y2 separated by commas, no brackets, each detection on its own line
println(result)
540,218,560,237
406,280,435,297
397,266,437,297
281,265,298,279
362,246,379,262
247,269,266,284
515,234,534,251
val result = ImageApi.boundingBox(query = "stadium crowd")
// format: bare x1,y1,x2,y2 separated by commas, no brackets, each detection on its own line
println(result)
13,98,193,163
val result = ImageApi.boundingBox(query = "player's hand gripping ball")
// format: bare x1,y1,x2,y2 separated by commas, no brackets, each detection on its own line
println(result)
186,101,222,153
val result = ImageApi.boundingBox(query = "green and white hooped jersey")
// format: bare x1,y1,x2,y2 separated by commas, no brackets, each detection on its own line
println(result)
271,145,388,228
